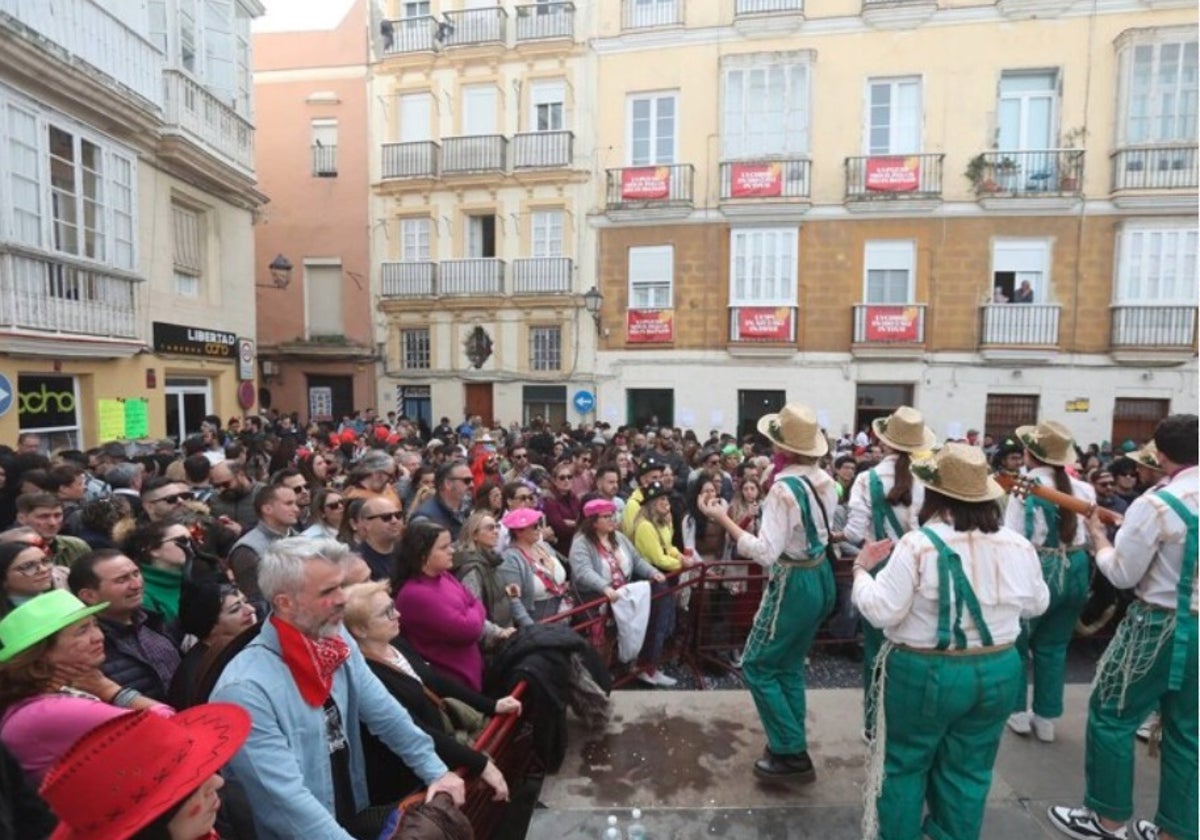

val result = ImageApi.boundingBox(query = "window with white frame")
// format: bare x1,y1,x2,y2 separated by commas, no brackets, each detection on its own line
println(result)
729,228,798,306
628,245,673,309
866,77,922,155
863,241,915,304
148,0,249,115
531,210,564,257
1117,32,1198,145
628,93,677,165
1115,223,1198,303
722,56,810,160
530,80,566,132
530,326,562,371
400,218,431,261
992,239,1051,302
401,328,431,370
402,1,431,17
172,202,204,298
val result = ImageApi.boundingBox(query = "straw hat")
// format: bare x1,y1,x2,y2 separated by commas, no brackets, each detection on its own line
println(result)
0,591,108,663
1015,420,1076,467
911,443,1004,503
41,703,250,840
1129,442,1165,472
757,403,828,458
872,406,936,453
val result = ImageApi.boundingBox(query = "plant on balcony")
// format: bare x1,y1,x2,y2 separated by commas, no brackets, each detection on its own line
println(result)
965,154,999,194
1057,126,1086,191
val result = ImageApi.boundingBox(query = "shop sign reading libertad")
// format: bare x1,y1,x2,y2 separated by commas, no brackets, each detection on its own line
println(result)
152,322,237,359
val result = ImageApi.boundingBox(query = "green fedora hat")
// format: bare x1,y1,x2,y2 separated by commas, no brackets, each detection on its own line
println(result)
0,590,108,663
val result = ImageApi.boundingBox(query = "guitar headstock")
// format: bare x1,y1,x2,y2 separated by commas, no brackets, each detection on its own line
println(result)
994,472,1034,498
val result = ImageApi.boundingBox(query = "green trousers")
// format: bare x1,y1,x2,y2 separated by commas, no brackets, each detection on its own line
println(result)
877,646,1021,840
742,560,835,755
1012,547,1089,718
1085,603,1198,840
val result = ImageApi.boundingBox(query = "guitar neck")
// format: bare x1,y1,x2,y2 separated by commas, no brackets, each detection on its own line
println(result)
997,473,1123,526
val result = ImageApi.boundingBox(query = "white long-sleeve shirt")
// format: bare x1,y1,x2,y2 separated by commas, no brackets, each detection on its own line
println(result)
1002,465,1094,549
853,520,1049,648
843,455,925,545
1097,465,1198,611
736,463,836,569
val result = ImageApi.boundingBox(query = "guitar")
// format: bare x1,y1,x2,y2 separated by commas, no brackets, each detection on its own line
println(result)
995,473,1123,527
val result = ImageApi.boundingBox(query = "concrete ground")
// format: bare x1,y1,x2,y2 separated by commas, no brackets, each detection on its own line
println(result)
527,685,1163,839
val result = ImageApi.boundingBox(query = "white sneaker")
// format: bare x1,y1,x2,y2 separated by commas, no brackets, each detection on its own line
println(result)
653,671,678,687
1130,819,1160,840
1032,715,1056,743
1047,805,1128,839
1007,711,1032,735
1135,713,1159,743
636,671,660,687
729,648,744,669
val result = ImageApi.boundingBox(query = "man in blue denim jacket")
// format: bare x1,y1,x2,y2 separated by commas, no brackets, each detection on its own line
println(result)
212,537,464,840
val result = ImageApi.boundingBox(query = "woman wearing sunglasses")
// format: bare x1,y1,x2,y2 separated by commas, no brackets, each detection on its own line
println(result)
0,538,61,618
300,487,345,540
121,521,197,623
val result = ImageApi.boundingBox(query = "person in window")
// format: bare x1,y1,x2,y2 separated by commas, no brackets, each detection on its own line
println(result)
1013,280,1035,303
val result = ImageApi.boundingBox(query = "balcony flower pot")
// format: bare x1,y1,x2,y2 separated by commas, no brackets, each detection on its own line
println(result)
1059,175,1078,191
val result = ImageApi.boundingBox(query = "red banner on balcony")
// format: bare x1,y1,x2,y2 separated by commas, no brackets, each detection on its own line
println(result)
621,167,671,200
627,309,674,343
729,163,783,198
865,156,920,192
863,306,921,341
736,307,792,340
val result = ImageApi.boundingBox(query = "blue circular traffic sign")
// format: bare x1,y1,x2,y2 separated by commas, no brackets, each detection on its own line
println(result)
573,390,595,414
0,373,11,418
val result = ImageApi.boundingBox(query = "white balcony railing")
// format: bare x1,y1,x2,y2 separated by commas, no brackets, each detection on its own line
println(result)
513,257,572,294
512,131,572,168
443,7,507,46
1111,305,1198,348
514,2,574,40
622,0,681,29
381,262,436,297
0,249,139,338
162,70,255,172
1111,145,1199,191
0,0,164,107
735,0,804,14
442,136,507,173
381,141,439,179
980,303,1061,346
440,259,504,295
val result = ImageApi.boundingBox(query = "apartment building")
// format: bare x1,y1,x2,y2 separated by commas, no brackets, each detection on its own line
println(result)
0,0,264,448
591,0,1197,446
253,0,376,423
370,0,598,428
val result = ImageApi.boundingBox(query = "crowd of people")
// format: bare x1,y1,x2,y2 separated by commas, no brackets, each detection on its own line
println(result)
0,403,1192,840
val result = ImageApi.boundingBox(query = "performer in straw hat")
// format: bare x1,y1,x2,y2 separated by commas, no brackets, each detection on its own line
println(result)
699,403,837,783
1005,420,1095,743
1049,413,1197,840
843,406,935,740
853,443,1049,840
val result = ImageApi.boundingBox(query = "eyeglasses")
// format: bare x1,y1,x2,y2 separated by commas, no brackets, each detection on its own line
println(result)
513,453,528,460
287,483,309,493
555,474,572,482
159,535,194,551
376,605,399,620
513,493,534,502
450,475,473,484
11,557,51,576
151,492,194,505
364,511,401,523
324,500,345,510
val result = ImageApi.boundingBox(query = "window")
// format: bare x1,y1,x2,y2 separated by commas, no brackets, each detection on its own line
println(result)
402,1,431,16
530,326,562,371
311,118,338,177
234,6,251,115
172,202,204,298
729,228,798,305
305,260,343,338
628,245,673,309
401,329,431,370
523,385,566,427
165,378,211,443
180,0,197,72
1115,223,1198,303
627,93,676,165
467,215,497,258
997,70,1057,152
1117,32,1198,145
7,105,42,248
866,77,921,155
863,241,915,304
49,127,104,261
984,394,1039,443
530,80,566,132
17,374,81,451
991,239,1051,302
400,218,431,261
722,56,810,159
397,92,432,142
531,210,564,257
462,85,497,136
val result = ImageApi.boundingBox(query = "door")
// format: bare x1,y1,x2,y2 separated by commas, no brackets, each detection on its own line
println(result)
398,93,431,143
164,377,211,442
399,385,432,430
997,71,1057,188
464,383,494,427
626,388,674,430
855,383,913,438
738,389,786,444
628,93,676,165
462,85,497,136
307,375,353,425
1111,398,1169,449
467,215,496,258
866,77,921,155
984,393,1039,443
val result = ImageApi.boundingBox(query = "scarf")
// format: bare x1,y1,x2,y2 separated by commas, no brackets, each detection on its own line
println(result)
270,615,350,707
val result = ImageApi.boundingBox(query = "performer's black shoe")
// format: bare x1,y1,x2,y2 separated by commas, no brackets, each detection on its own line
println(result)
753,749,816,783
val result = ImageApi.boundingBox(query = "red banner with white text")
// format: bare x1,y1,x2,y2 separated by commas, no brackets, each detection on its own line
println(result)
621,167,671,200
729,163,783,198
863,306,921,341
865,156,920,192
627,309,674,343
736,307,793,340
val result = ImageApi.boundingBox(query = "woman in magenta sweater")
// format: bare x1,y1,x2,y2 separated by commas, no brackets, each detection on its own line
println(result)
393,521,515,690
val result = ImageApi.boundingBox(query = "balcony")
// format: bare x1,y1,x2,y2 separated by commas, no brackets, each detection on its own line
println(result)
979,303,1061,356
0,0,164,107
852,303,927,356
1110,145,1198,209
729,306,798,349
380,15,439,54
312,145,337,177
381,141,439,179
513,257,573,294
1110,305,1197,358
381,262,436,297
970,149,1084,209
441,259,505,295
0,249,139,339
442,135,507,174
718,159,811,216
512,131,573,169
605,164,694,217
736,0,804,13
861,0,938,28
622,0,682,29
162,70,255,173
443,7,507,47
844,154,943,210
515,2,574,41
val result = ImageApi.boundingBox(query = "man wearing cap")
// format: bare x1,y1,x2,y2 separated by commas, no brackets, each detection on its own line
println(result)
213,537,464,839
621,457,664,538
699,404,839,782
1049,413,1197,840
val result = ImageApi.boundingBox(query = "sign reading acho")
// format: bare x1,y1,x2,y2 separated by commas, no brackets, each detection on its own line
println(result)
737,307,793,340
863,306,922,342
621,167,671,200
627,309,674,343
153,321,237,359
729,163,783,198
865,156,921,192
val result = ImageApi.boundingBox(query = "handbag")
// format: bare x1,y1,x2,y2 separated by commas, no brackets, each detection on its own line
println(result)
798,475,840,566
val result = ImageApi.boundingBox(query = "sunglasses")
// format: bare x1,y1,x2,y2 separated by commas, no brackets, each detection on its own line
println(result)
151,492,194,505
211,480,234,490
364,511,401,523
160,535,194,550
555,474,572,481
449,476,473,484
324,500,345,510
513,493,534,502
288,483,309,492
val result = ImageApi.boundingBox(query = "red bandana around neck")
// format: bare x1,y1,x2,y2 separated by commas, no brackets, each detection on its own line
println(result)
271,615,350,707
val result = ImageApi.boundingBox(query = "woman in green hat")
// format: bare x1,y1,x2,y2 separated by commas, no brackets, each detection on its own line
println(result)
0,590,172,783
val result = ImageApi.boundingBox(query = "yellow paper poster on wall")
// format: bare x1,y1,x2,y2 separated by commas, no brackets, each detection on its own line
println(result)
98,399,125,441
124,399,149,439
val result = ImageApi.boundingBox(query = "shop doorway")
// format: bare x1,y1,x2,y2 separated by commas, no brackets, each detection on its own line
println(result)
164,378,211,443
626,388,673,431
855,383,914,439
738,389,786,444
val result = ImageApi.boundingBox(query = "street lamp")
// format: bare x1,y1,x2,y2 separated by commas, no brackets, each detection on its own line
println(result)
258,254,293,290
583,286,603,327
